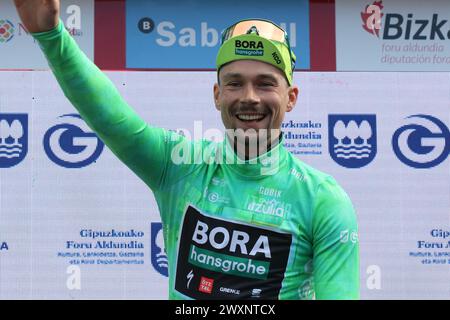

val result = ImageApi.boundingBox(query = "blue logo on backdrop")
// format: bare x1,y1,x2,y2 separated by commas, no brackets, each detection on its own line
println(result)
126,0,310,69
43,114,104,168
0,241,8,251
0,113,28,168
392,115,449,169
151,222,168,277
328,114,377,168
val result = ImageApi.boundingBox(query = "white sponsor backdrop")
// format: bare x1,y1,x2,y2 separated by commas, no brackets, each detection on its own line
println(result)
336,0,450,71
0,0,94,69
0,71,449,299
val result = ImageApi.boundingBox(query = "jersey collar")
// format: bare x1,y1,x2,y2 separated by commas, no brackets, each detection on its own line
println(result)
219,132,288,178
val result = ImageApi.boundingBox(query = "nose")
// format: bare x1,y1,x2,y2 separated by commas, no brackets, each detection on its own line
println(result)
240,84,260,105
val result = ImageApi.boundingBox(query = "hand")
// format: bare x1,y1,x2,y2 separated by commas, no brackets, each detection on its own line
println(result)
13,0,60,33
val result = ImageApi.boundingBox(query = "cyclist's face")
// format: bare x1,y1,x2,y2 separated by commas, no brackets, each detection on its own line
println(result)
214,60,298,134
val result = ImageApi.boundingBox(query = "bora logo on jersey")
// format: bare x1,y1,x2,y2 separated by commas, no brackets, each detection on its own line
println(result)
175,205,292,300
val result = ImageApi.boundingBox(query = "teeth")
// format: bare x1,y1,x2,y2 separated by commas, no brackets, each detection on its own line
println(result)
237,114,266,121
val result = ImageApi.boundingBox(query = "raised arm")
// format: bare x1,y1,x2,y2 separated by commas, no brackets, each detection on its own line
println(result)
13,0,181,190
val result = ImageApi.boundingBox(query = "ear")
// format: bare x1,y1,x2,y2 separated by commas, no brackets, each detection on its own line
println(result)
286,85,299,113
213,83,221,111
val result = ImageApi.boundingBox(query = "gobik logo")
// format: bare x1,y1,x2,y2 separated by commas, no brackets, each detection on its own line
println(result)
175,205,292,300
0,113,28,168
392,114,449,168
361,0,450,40
328,115,377,168
0,19,15,43
150,222,168,277
43,114,104,168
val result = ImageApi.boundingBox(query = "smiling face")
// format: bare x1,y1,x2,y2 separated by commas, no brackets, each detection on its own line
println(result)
214,60,298,152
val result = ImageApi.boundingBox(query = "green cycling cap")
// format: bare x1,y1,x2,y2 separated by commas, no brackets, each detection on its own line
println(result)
216,19,296,85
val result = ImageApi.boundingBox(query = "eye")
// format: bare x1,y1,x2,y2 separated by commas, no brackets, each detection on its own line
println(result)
226,81,242,87
259,82,275,87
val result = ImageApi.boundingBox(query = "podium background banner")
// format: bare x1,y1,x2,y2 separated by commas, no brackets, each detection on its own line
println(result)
0,0,94,69
0,71,448,299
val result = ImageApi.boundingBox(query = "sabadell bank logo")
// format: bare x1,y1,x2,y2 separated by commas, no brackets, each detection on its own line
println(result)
0,19,15,43
137,17,297,48
361,0,450,40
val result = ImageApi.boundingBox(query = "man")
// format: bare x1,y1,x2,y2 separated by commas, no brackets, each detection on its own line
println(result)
14,0,359,299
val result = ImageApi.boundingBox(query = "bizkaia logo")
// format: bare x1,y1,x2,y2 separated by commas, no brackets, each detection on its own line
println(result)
361,1,384,37
175,205,292,299
361,1,450,40
0,19,15,43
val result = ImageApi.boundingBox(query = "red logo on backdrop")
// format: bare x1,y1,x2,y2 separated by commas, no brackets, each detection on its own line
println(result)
198,277,214,294
361,1,384,37
0,19,15,43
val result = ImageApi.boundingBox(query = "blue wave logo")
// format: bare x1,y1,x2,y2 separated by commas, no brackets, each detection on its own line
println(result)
43,114,104,168
0,113,28,168
151,222,168,277
392,115,449,168
328,114,377,168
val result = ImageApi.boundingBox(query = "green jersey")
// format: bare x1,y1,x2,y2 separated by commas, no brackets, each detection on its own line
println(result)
33,22,359,300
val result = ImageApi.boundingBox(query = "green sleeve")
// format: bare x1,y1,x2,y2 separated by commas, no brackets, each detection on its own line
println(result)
312,177,360,300
32,21,193,191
